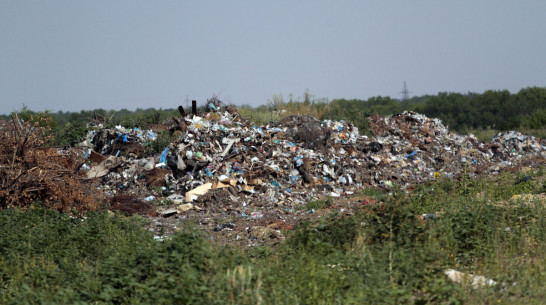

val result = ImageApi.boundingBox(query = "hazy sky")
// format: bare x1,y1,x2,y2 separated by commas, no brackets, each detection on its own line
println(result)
1,1,545,115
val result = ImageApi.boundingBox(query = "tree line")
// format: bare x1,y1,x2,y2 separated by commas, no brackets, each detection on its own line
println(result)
326,87,546,133
2,87,544,146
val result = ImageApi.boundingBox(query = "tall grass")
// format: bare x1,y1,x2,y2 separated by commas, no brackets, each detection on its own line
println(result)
0,168,544,304
464,127,546,142
238,92,330,126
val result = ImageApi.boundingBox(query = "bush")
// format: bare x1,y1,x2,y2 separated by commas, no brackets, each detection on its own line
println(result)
0,118,103,211
1,169,544,304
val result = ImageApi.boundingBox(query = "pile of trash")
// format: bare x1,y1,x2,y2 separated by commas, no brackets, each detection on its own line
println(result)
79,125,158,158
364,113,545,187
77,109,545,216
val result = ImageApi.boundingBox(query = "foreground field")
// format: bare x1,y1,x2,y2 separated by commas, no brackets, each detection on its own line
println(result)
1,168,544,304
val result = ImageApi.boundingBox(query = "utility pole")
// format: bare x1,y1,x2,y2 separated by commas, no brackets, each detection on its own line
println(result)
400,81,410,101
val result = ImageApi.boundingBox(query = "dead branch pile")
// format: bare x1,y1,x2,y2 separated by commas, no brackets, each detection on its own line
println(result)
0,115,104,212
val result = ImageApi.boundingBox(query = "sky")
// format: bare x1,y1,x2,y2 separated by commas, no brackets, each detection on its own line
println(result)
1,1,546,115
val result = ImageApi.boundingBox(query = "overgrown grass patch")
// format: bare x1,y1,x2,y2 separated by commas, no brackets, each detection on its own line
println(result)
304,196,332,211
1,170,544,304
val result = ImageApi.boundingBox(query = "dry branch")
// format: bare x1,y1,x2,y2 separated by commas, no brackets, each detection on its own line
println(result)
0,118,104,212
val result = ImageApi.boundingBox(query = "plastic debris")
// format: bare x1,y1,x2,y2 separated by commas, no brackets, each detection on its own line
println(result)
70,108,545,245
444,269,497,289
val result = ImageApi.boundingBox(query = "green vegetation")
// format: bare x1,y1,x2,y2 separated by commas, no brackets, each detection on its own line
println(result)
1,170,544,304
147,129,178,154
0,89,544,303
412,88,546,131
304,196,332,211
3,87,545,144
240,88,546,137
1,106,181,147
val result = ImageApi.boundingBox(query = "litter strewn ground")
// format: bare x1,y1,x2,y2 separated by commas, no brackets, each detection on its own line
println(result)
1,107,544,246
72,108,545,245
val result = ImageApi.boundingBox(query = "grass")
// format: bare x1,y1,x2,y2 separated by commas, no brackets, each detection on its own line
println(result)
464,128,499,143
304,197,333,211
518,127,546,139
464,127,546,143
0,169,545,304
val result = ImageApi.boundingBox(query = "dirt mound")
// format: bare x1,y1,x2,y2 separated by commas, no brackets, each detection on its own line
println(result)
109,194,157,216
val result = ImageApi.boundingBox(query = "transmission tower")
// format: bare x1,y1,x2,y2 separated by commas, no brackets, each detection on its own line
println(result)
400,81,410,101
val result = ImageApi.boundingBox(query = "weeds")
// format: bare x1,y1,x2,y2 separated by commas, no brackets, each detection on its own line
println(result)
1,170,545,304
305,196,332,211
146,129,177,154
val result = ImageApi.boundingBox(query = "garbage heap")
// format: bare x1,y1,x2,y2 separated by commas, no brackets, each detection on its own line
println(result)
365,113,544,186
79,125,159,158
79,110,546,213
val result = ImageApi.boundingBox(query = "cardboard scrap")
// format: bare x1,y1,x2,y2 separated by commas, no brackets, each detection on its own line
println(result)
185,182,213,202
242,185,255,193
177,203,202,213
185,177,249,202
213,181,230,189
87,156,120,178
89,150,107,164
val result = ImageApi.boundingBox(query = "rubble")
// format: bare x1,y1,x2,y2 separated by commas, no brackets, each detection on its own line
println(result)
4,106,543,245
76,110,543,206
71,108,546,244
